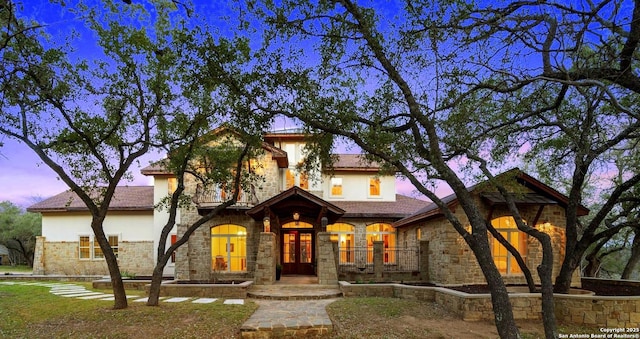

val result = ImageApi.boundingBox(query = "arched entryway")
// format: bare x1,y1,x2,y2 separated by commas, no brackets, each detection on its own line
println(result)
247,186,345,277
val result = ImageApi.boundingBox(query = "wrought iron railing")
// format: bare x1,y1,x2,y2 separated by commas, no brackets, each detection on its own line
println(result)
337,247,419,273
192,184,258,207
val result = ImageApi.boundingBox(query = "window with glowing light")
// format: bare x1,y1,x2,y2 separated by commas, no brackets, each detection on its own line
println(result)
366,223,396,263
369,177,381,197
211,224,247,272
490,216,528,275
330,177,343,197
327,223,355,263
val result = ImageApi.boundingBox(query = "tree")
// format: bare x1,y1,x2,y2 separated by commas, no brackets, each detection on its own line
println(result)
431,0,640,295
0,201,41,266
239,1,558,337
0,0,201,309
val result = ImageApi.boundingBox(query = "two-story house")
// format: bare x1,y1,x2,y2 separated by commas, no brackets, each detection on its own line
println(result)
28,128,584,287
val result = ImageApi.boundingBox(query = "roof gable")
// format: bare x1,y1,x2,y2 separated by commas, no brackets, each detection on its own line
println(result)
394,169,589,228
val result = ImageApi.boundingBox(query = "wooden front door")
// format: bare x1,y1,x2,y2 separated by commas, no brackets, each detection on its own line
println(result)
282,230,314,275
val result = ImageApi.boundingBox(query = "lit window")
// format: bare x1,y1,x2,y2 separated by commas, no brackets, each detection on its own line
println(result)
369,177,381,197
416,228,421,241
168,177,177,194
491,216,527,275
366,223,396,263
331,177,343,196
170,234,177,263
211,224,247,272
285,169,295,189
328,223,355,264
300,173,309,190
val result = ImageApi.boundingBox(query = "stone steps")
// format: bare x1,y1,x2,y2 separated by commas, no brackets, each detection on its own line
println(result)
247,284,343,300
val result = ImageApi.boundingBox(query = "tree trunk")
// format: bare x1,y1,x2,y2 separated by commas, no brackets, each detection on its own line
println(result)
92,218,127,309
622,231,640,279
147,264,165,306
537,236,558,339
466,233,521,339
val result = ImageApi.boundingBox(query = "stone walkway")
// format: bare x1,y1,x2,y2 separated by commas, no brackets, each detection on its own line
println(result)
1,277,340,338
240,299,335,338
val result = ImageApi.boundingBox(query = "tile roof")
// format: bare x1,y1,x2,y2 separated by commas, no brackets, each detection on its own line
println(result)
393,169,590,228
333,194,427,219
331,154,381,172
27,186,154,212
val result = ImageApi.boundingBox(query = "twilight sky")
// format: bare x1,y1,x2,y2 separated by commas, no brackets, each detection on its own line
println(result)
0,0,440,209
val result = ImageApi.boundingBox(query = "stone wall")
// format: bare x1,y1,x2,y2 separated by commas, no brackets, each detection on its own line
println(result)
34,237,154,276
400,191,577,287
339,282,640,326
175,210,260,281
555,294,640,327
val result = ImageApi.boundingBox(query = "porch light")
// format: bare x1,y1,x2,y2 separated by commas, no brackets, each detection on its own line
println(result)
293,212,300,226
263,217,270,233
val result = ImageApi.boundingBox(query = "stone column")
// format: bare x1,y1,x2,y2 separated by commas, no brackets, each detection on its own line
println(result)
32,236,45,275
373,240,384,279
317,232,338,285
420,240,430,281
254,232,276,285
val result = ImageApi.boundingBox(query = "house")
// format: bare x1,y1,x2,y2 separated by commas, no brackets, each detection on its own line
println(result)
28,129,584,287
0,244,9,266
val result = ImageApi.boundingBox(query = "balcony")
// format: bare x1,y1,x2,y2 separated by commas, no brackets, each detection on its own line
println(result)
193,184,258,208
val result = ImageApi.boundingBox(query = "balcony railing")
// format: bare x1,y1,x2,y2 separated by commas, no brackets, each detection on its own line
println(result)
337,247,420,273
192,184,258,207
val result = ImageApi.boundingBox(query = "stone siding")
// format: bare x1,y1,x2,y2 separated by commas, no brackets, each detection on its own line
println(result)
176,210,260,281
400,190,576,287
33,237,154,276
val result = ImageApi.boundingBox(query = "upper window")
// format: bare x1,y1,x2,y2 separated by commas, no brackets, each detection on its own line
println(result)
330,177,343,197
285,169,295,189
168,177,177,194
211,224,247,272
490,216,527,275
369,177,381,197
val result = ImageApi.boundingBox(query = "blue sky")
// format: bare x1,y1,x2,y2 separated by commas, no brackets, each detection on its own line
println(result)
0,0,441,208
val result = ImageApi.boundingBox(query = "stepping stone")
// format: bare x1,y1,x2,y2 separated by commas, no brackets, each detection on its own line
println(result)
133,297,149,302
100,296,115,301
61,292,103,298
224,299,244,305
164,297,190,303
0,281,17,285
78,294,113,300
51,290,90,295
192,298,218,304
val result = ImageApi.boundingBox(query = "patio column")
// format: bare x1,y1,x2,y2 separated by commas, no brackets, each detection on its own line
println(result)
317,232,339,285
373,240,384,279
420,240,429,281
254,232,276,285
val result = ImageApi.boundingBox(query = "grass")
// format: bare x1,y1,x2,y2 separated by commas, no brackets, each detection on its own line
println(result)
0,265,33,273
0,281,603,339
0,282,258,338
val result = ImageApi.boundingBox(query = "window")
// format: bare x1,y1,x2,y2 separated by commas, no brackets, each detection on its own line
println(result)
366,223,396,263
300,173,309,190
170,234,177,263
79,235,118,260
331,177,343,196
416,228,421,242
168,177,177,194
211,224,247,272
491,216,528,275
79,236,91,259
328,223,355,264
369,177,381,197
285,169,295,189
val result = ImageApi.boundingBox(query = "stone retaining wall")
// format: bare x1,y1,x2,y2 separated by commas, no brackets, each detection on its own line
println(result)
339,282,640,326
152,280,253,298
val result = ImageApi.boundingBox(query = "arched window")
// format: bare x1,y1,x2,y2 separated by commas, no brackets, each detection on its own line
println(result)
211,224,247,272
327,223,355,263
366,223,396,263
491,216,527,275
